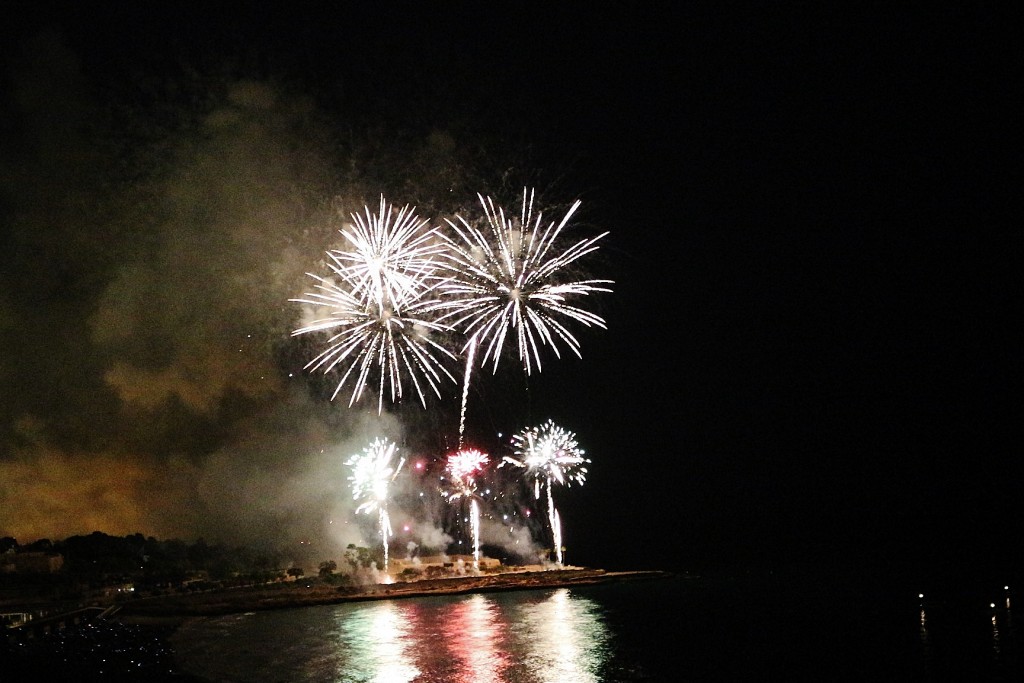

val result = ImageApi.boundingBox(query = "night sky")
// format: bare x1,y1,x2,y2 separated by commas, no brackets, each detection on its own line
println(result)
1,4,1017,576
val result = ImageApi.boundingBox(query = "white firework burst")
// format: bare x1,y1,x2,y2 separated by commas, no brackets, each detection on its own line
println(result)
346,437,406,571
501,420,589,565
291,197,458,412
435,188,612,376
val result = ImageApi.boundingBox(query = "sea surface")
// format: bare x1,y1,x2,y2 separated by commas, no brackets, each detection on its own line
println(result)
169,565,1021,682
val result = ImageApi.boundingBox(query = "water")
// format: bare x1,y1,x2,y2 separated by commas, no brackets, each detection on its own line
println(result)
170,568,1020,682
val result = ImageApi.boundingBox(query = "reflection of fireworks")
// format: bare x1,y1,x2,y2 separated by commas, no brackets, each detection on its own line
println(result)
502,420,589,565
444,594,510,680
443,448,489,570
346,437,406,571
291,197,458,412
435,188,612,439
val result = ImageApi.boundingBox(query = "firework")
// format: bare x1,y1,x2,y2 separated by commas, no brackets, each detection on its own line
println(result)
346,437,406,571
291,197,458,412
443,448,490,570
501,420,589,565
445,448,490,494
434,188,612,439
331,196,447,309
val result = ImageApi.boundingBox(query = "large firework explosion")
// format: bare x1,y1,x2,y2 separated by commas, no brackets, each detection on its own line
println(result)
434,188,612,441
331,197,447,308
291,197,459,413
291,189,610,432
436,188,612,375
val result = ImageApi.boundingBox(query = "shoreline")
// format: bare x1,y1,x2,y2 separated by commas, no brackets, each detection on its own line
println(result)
119,567,677,619
4,567,676,680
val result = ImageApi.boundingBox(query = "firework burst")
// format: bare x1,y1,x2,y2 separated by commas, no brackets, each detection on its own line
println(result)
443,448,490,570
437,188,612,375
434,188,612,440
444,448,490,498
331,196,447,308
501,420,589,565
291,197,458,412
346,437,406,571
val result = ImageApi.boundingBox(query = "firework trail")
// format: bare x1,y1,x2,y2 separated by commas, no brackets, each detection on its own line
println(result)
291,197,458,412
501,420,589,565
346,437,406,572
435,188,612,440
443,448,490,570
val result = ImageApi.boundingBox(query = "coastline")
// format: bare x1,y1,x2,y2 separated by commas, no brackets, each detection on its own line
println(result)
4,567,675,680
119,567,676,618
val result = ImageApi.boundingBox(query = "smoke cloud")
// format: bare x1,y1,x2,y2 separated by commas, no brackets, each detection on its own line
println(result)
0,29,402,552
0,25,565,568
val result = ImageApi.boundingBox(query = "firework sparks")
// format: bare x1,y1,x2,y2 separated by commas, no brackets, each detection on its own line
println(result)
291,197,458,412
346,437,406,571
435,188,612,439
445,448,490,494
443,448,490,570
331,196,447,308
501,420,589,565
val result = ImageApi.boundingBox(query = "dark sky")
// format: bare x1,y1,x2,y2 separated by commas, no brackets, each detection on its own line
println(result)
1,4,1017,575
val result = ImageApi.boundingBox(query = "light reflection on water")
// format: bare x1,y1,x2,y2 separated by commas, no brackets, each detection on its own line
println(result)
173,588,612,682
170,573,1022,681
334,600,421,682
443,593,511,681
517,588,609,682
